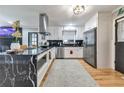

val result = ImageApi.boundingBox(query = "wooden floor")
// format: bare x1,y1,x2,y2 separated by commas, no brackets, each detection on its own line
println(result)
80,60,124,87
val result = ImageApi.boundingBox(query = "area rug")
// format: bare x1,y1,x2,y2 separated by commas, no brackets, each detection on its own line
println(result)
43,59,99,87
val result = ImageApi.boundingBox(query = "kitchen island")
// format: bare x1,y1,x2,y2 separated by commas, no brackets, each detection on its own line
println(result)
0,47,55,87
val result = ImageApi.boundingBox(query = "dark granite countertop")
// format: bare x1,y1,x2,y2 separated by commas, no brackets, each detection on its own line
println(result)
50,45,83,47
0,47,53,56
18,47,53,55
48,44,83,47
56,46,83,47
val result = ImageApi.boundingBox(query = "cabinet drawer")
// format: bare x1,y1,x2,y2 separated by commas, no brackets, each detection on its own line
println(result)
64,47,83,58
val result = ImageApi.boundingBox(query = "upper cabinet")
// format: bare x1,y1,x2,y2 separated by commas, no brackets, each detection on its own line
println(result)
47,26,84,40
85,13,98,31
47,26,63,40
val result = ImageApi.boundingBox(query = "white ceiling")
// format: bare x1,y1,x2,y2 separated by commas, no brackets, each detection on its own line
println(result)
0,5,120,28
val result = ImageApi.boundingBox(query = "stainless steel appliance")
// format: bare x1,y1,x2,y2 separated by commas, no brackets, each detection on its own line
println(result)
39,13,50,47
83,27,97,68
39,13,50,35
56,47,64,58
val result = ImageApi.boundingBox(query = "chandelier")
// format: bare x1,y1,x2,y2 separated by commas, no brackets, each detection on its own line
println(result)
73,5,85,15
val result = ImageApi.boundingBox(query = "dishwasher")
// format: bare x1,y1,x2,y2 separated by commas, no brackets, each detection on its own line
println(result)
56,47,64,58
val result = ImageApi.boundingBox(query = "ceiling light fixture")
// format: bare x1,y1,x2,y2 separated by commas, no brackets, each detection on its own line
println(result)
73,5,85,15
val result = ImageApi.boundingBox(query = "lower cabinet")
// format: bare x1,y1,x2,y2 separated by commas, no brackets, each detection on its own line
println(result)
64,47,83,58
56,47,83,59
37,47,55,86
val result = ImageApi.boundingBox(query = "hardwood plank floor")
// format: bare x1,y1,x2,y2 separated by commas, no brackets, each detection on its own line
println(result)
80,60,124,87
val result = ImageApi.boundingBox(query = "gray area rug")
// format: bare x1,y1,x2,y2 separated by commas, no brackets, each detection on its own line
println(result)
43,59,99,87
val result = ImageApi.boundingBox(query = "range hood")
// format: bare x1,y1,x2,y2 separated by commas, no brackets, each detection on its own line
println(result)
39,13,50,36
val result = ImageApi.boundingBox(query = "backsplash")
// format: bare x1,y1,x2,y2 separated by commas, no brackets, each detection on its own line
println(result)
47,40,83,47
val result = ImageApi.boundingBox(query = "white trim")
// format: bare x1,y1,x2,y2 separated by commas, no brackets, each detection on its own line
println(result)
117,17,124,22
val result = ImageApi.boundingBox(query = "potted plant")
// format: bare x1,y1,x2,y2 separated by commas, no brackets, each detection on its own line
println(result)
10,20,22,50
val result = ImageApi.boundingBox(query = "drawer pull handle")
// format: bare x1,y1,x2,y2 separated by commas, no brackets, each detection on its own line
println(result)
70,50,73,54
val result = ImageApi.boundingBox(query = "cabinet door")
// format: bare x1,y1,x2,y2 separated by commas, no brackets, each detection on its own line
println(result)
52,48,55,59
78,47,83,58
83,47,87,59
47,27,55,40
64,48,74,58
64,47,83,58
58,27,63,40
54,30,58,40
64,48,70,58
50,30,55,40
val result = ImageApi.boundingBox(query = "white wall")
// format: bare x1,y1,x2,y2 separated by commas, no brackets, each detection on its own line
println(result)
97,12,113,68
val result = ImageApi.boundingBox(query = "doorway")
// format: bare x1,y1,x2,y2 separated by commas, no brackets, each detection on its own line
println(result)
115,16,124,73
28,32,38,47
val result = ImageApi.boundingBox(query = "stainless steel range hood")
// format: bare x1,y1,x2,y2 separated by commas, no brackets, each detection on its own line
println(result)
39,13,50,36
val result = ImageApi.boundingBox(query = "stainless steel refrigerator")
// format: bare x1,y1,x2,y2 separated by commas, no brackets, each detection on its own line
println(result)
83,27,97,68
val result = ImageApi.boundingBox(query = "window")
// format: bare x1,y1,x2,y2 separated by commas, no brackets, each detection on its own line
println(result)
117,19,124,42
62,30,77,44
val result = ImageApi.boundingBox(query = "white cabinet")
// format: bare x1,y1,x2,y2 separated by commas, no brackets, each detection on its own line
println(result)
50,47,56,61
76,47,83,57
47,27,55,40
64,47,83,58
85,14,98,31
37,52,48,86
47,26,84,40
47,26,63,40
37,47,55,86
76,27,84,40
